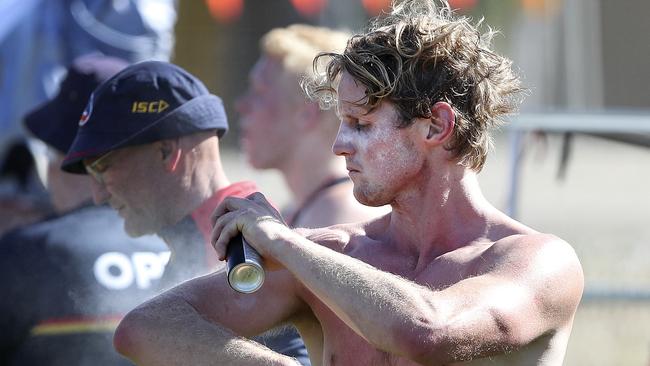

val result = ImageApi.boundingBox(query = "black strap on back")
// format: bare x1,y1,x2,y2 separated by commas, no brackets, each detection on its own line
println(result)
287,176,350,227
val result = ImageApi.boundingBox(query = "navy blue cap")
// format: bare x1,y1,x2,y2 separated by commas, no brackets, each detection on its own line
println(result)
23,54,129,154
61,61,229,174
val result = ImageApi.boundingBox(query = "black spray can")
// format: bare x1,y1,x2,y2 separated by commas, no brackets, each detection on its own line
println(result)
226,234,265,293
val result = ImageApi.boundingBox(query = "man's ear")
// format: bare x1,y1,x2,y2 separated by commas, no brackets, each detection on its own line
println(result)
159,139,182,172
422,101,455,146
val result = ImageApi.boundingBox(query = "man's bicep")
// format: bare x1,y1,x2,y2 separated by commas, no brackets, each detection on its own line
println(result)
175,267,304,337
468,236,584,342
449,275,548,346
394,272,547,365
430,252,581,353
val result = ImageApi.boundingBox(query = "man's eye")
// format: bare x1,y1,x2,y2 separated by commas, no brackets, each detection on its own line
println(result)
93,161,109,173
354,121,369,132
342,117,370,132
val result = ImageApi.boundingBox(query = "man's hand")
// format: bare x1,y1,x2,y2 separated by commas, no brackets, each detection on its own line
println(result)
210,192,289,268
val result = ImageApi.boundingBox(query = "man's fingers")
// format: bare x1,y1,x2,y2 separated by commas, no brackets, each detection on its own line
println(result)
209,192,286,261
210,196,250,226
210,210,237,249
213,219,243,261
247,192,287,225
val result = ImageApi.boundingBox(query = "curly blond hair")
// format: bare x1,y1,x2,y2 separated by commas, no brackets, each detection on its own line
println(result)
304,0,524,171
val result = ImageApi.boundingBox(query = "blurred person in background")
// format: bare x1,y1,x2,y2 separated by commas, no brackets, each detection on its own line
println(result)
0,0,177,154
237,24,389,228
0,139,52,236
61,60,309,364
0,0,177,240
111,1,584,365
0,54,169,366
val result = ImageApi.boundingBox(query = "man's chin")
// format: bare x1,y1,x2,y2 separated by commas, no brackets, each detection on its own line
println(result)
353,194,371,206
123,222,153,238
353,189,387,207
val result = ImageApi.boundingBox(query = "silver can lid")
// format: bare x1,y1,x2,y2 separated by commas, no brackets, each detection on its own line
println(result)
228,262,265,293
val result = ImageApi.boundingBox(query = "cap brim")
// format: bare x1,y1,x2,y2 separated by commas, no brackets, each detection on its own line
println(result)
61,94,228,174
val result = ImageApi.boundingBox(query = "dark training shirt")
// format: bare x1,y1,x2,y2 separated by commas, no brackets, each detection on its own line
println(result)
0,204,169,365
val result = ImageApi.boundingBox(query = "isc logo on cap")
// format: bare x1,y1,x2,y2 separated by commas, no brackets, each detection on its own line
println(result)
132,100,170,113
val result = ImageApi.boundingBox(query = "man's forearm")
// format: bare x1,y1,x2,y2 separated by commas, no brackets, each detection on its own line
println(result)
270,230,434,357
114,292,299,366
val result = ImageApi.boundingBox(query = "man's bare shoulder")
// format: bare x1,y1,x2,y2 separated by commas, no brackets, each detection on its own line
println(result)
294,215,386,253
478,232,584,319
473,213,582,277
485,232,582,276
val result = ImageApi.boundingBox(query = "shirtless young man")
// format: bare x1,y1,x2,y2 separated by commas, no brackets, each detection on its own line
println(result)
114,1,584,365
237,24,388,228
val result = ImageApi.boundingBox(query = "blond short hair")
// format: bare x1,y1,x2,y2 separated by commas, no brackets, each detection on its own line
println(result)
261,24,350,78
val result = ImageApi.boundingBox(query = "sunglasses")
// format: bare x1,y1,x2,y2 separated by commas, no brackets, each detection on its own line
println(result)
85,150,116,184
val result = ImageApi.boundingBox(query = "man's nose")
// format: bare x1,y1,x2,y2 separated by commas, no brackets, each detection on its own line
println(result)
332,125,353,157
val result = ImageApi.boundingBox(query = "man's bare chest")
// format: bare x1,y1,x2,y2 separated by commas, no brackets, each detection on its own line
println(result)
298,302,421,366
348,240,494,288
295,244,491,365
297,304,558,366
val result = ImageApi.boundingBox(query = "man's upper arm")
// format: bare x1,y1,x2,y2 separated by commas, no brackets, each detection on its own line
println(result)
420,234,584,360
173,266,306,337
485,234,585,338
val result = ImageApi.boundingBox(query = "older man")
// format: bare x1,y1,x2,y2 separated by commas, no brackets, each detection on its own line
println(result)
0,55,168,366
61,61,309,364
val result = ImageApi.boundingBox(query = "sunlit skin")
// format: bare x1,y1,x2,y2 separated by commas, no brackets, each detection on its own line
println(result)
84,143,182,237
237,56,302,172
113,71,583,366
333,77,426,208
82,134,232,282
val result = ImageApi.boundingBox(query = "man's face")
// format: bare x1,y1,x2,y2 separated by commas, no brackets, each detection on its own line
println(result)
85,143,169,237
333,72,424,207
236,56,300,170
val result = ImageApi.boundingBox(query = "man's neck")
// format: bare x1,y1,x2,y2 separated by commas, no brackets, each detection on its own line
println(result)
176,134,231,222
157,216,211,286
157,167,230,258
158,216,205,260
385,167,497,264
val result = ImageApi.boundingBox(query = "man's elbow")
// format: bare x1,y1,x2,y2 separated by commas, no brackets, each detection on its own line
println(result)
395,310,529,364
114,308,148,361
389,318,448,365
